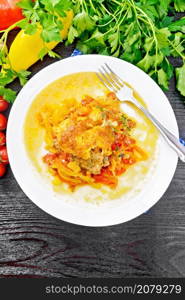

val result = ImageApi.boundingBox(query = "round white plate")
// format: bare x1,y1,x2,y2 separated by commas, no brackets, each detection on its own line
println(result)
7,55,179,227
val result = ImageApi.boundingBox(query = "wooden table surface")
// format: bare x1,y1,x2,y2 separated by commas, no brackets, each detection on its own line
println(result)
0,39,185,278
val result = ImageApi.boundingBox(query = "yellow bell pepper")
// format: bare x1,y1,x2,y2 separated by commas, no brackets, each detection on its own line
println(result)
8,10,73,72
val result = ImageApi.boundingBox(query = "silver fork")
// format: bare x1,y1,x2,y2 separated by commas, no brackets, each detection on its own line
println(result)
96,63,185,162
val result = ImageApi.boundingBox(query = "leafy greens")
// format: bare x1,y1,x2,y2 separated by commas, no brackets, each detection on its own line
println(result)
0,0,184,102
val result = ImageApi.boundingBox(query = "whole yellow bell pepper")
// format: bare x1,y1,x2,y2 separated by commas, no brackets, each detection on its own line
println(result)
8,10,73,72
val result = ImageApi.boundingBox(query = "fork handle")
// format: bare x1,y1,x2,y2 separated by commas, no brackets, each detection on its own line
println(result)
128,97,185,162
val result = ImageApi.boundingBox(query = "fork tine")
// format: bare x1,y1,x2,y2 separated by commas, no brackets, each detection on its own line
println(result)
101,65,121,90
104,63,124,87
98,68,118,93
96,72,112,91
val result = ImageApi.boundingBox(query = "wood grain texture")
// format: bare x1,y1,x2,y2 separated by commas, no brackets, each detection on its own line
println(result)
0,31,185,278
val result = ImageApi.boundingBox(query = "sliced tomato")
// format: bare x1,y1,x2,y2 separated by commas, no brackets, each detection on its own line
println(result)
0,0,23,30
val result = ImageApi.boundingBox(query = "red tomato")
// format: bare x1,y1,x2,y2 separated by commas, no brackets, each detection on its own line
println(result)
0,113,7,130
0,0,23,30
0,162,6,177
111,142,122,151
0,131,6,145
0,96,9,112
0,145,9,164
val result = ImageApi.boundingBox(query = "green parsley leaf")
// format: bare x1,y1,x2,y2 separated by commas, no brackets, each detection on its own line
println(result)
73,12,95,34
174,0,185,12
17,0,34,10
144,37,154,52
176,63,185,96
108,32,119,53
0,86,17,103
158,68,169,90
137,53,155,71
48,50,61,59
171,33,184,57
38,47,48,60
41,28,61,43
0,69,16,86
16,70,31,86
156,28,171,49
67,26,79,44
168,17,185,33
18,19,38,35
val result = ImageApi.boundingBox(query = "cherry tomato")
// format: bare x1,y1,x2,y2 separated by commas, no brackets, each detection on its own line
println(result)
0,146,9,164
0,162,6,177
0,0,23,30
0,114,7,130
0,96,9,112
0,132,6,145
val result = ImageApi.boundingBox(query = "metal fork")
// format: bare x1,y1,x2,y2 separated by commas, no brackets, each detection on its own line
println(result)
96,63,185,162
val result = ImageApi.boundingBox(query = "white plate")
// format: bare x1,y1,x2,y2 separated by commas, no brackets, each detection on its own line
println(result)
7,55,178,227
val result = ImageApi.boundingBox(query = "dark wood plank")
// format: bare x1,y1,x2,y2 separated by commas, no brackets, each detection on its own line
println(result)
0,30,185,278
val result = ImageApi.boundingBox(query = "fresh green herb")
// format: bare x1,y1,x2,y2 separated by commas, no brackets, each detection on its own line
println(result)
176,62,185,96
112,127,118,133
0,0,185,103
69,0,185,97
17,0,72,43
120,114,131,131
0,86,17,103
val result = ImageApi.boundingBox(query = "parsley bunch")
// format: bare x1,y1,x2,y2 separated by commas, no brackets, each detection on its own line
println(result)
68,0,185,96
0,0,184,102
